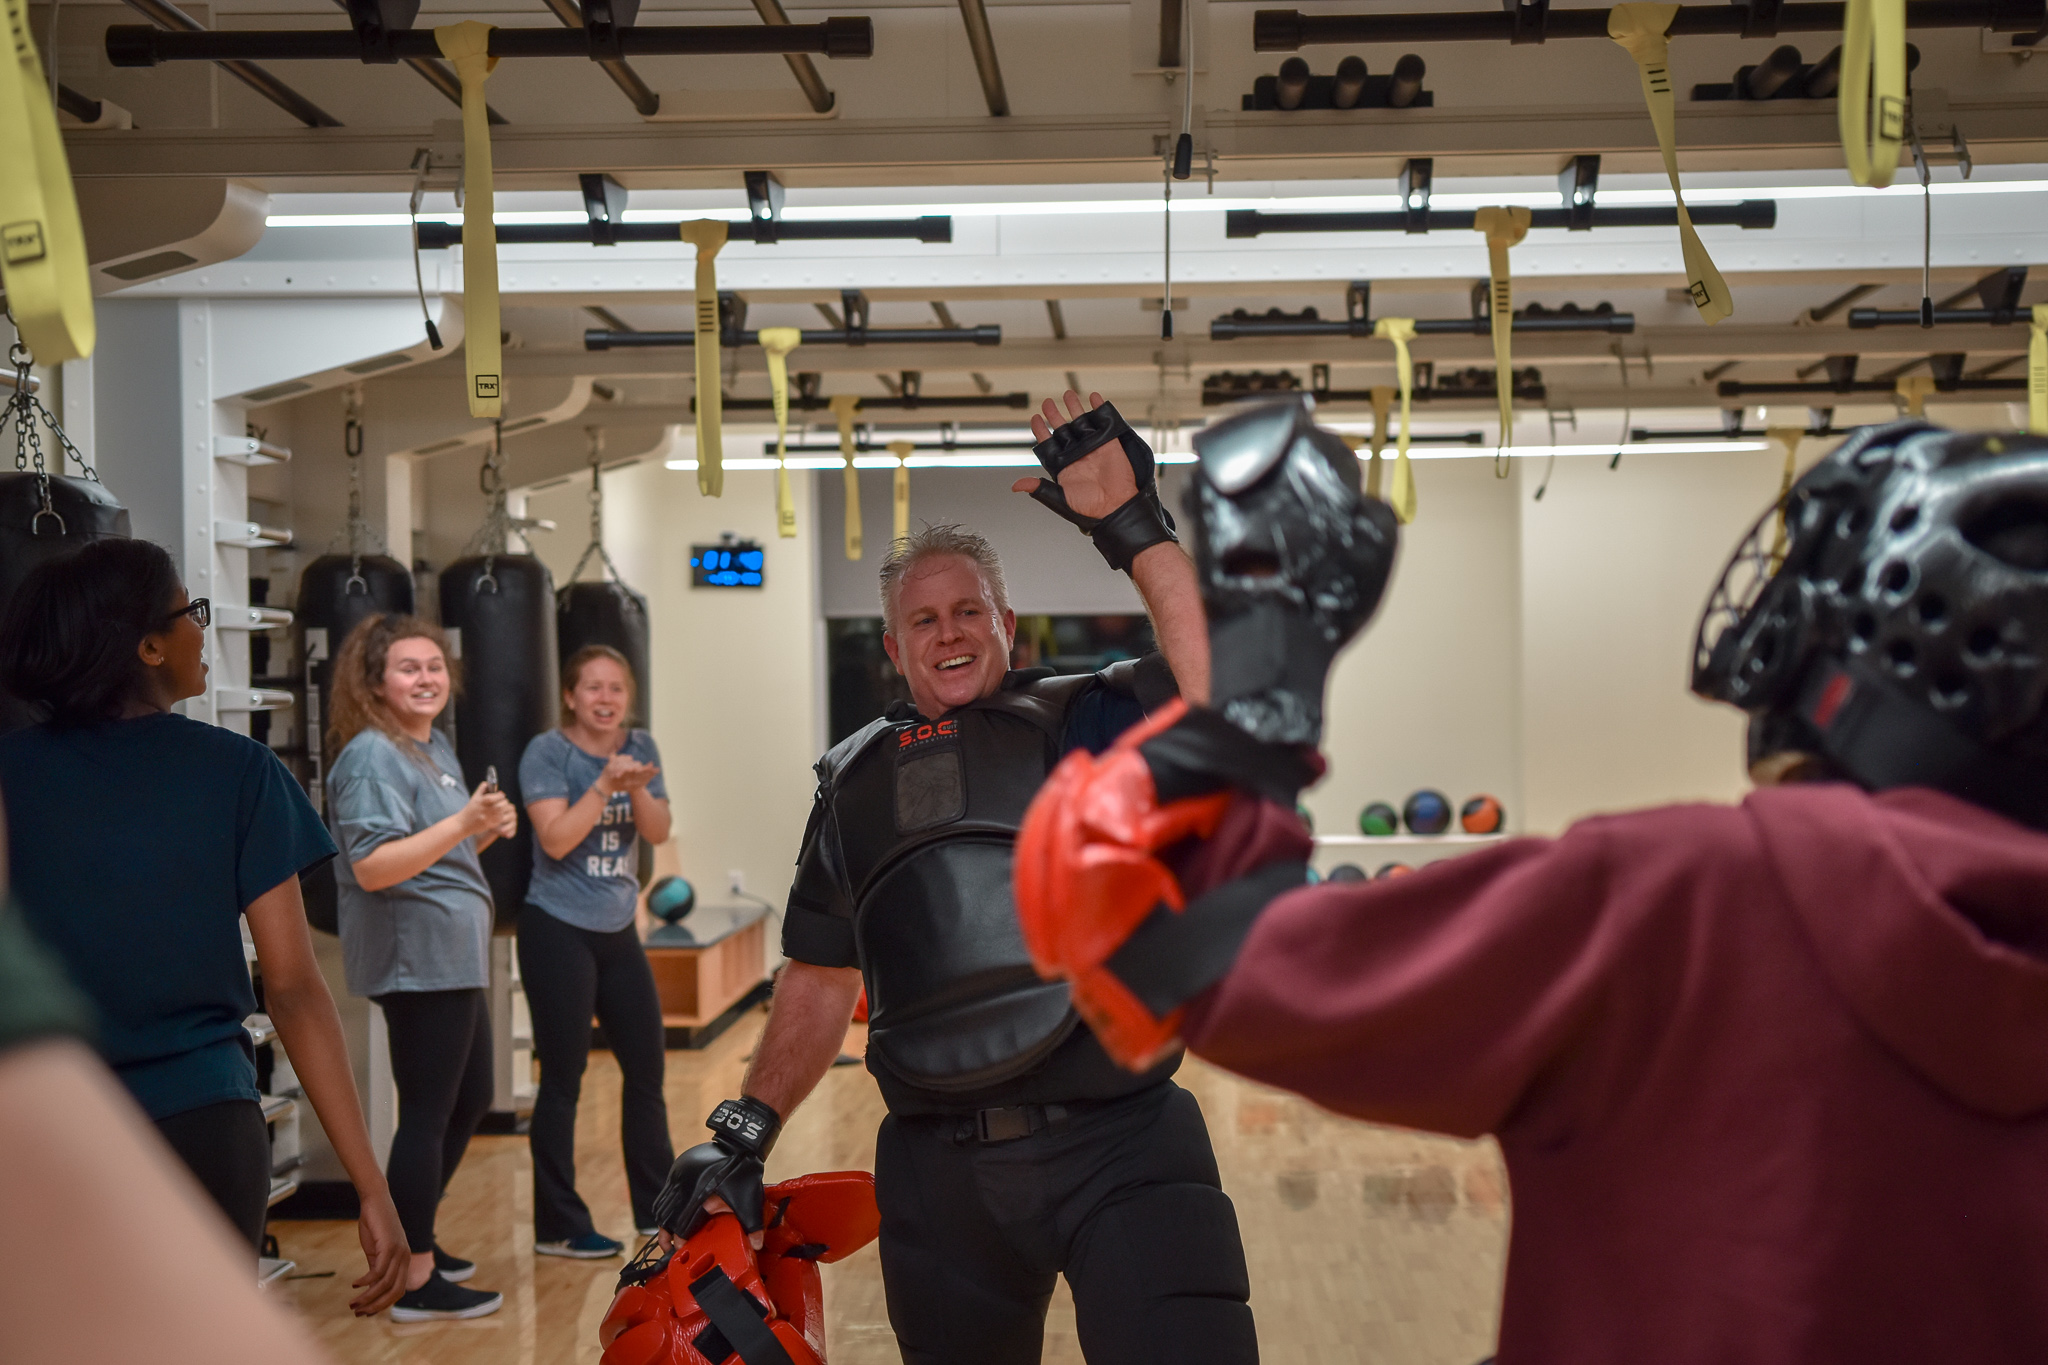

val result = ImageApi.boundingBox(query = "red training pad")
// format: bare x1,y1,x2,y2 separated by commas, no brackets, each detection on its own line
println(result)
761,1171,880,1264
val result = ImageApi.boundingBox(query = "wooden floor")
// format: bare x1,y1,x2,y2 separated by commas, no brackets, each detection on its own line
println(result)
273,1009,1508,1365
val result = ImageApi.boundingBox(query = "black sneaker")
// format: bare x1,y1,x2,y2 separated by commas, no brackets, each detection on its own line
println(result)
536,1230,625,1259
389,1273,503,1322
432,1245,475,1283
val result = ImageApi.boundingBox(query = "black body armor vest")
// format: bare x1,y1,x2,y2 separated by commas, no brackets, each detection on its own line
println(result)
816,676,1092,1093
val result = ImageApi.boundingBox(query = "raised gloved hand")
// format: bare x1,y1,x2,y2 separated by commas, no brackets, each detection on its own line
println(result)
1014,396,1398,1069
651,1096,782,1241
1017,391,1178,573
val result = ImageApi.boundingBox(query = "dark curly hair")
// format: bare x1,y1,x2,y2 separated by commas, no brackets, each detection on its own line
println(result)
0,538,182,726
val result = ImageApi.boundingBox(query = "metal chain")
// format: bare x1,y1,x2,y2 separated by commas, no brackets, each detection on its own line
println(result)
467,420,510,585
567,425,629,586
7,339,104,539
343,388,368,591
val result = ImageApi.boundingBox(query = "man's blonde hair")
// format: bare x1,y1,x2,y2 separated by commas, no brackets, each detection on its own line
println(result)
878,524,1011,632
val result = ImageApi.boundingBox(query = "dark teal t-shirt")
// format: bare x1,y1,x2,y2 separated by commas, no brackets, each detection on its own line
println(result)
0,713,335,1120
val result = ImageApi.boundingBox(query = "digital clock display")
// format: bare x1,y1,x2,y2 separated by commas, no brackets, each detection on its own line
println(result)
690,541,766,588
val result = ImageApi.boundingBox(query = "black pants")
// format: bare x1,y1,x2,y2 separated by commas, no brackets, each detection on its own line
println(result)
375,987,494,1253
517,903,675,1240
876,1081,1258,1365
156,1098,271,1255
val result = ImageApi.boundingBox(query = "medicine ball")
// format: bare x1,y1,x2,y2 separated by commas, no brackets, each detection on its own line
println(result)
296,554,415,934
648,875,696,925
1402,789,1452,835
1326,863,1368,883
441,554,559,931
1358,801,1399,837
1460,794,1506,835
558,577,651,729
1374,862,1415,880
0,472,130,733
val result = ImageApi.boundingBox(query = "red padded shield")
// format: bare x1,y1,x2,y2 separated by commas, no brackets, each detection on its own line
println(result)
599,1172,880,1365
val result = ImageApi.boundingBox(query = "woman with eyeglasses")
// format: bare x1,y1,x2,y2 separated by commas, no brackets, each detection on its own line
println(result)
0,537,409,1316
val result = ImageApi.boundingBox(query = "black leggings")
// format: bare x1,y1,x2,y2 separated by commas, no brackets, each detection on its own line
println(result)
517,903,674,1241
156,1098,271,1255
374,988,494,1253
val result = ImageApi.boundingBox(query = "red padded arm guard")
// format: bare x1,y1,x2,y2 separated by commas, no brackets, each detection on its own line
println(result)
1015,699,1237,1070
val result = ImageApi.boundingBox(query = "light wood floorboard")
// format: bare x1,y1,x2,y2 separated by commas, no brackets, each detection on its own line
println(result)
272,1008,1507,1364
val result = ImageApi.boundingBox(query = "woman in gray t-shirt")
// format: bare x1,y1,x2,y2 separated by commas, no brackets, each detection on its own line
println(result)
326,614,516,1322
516,644,674,1258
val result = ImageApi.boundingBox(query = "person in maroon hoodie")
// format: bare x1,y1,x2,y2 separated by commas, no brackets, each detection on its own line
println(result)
1013,406,2048,1365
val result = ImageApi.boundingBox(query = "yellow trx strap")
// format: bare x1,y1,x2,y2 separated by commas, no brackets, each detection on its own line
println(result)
2029,304,2048,436
759,327,802,539
679,220,729,497
0,0,94,363
1473,209,1531,477
1895,374,1935,417
887,440,913,541
435,23,500,419
1840,0,1907,188
1609,4,1735,325
1365,389,1390,501
829,393,863,560
1766,426,1803,568
1374,317,1418,522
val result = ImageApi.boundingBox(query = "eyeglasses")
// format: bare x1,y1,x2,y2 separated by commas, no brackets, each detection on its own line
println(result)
165,598,211,630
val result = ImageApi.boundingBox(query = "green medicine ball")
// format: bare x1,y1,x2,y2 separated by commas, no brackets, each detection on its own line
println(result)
1359,802,1400,837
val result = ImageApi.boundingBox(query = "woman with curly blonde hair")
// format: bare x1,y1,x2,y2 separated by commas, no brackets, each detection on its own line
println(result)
325,613,516,1321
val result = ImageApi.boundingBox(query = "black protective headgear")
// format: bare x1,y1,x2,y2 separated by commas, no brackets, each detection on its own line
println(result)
1186,397,1400,746
1693,420,2048,828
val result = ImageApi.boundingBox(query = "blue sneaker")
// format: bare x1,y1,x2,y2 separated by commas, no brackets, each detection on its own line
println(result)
536,1231,624,1259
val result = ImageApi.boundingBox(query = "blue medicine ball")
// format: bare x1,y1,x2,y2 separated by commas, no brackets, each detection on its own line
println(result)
1403,789,1452,835
648,876,696,924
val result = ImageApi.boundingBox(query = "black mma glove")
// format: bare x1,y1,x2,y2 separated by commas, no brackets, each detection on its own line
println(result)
651,1096,782,1240
1026,400,1179,573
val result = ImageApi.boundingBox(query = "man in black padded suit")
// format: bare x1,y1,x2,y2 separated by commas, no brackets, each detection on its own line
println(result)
650,391,1257,1364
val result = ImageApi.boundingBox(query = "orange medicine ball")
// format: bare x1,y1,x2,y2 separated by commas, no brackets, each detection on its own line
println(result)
1460,795,1505,835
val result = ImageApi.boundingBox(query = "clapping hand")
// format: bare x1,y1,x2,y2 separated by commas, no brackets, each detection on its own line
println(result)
598,752,659,796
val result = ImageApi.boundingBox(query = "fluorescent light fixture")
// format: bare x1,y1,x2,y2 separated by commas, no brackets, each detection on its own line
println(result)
666,452,1198,472
1397,441,1771,460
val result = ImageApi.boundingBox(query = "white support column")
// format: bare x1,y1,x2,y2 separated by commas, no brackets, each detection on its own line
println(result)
58,358,95,473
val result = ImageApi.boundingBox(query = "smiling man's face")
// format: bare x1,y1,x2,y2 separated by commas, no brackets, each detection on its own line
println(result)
883,552,1017,719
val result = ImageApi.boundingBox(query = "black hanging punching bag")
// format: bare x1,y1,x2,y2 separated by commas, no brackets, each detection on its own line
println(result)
295,554,415,934
0,473,130,734
557,579,652,728
440,554,558,931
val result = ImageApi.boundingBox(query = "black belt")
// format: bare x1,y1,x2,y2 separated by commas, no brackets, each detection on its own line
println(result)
965,1101,1069,1144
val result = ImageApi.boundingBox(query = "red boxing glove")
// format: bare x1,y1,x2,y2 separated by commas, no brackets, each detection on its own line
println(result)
1018,699,1267,1070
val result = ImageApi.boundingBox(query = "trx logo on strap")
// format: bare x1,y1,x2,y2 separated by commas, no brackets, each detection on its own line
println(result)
1877,96,1906,140
897,718,958,749
2,220,45,264
474,374,500,400
1688,280,1712,309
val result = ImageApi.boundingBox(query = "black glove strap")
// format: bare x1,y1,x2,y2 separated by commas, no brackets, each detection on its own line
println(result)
1089,491,1178,573
1139,707,1319,806
1107,861,1310,1017
707,1096,781,1159
689,1267,794,1365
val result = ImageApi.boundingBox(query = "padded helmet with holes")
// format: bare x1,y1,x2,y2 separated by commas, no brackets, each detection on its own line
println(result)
1693,420,2048,828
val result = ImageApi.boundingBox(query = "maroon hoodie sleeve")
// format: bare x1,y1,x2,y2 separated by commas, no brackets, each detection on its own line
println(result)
1180,819,1623,1139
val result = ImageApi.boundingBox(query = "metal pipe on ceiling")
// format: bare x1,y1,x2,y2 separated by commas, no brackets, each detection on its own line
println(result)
1205,382,1547,405
956,0,1010,116
1212,310,1635,340
586,325,1001,349
1718,377,2025,397
416,216,950,249
1253,1,2045,50
720,392,1030,412
751,0,835,114
106,17,875,65
537,0,660,117
325,0,507,124
1228,201,1777,238
119,0,342,126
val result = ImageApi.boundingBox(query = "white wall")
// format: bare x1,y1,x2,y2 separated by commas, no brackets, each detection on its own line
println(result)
523,461,823,936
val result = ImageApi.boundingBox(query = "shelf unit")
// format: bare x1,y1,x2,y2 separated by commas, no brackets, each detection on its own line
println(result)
1314,831,1510,874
